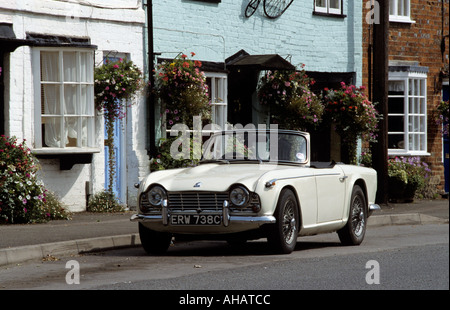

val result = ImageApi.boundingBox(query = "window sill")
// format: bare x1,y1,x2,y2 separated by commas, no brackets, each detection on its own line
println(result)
388,150,431,157
313,11,347,18
389,17,416,24
32,147,101,156
32,148,101,170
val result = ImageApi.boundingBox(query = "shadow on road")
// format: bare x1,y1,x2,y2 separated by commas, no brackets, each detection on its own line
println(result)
91,238,343,258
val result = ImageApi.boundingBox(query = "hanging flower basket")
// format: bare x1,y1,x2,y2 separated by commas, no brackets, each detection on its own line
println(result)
155,52,210,129
257,65,324,132
94,58,143,121
323,83,380,164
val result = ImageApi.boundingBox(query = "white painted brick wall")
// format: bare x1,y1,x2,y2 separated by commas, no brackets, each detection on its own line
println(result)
1,0,147,212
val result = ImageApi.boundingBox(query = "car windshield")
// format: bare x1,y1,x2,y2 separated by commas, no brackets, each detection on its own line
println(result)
201,130,307,164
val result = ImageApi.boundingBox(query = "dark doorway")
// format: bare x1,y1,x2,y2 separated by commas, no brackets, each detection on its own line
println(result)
227,68,259,126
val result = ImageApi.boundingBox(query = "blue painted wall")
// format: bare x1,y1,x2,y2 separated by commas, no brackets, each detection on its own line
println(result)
150,0,362,84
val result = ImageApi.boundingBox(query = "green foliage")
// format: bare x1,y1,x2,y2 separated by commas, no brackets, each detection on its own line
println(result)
0,136,69,224
388,157,431,201
38,190,71,222
323,83,380,164
323,83,379,144
87,190,125,213
155,52,210,128
94,58,143,194
150,136,199,172
435,100,449,136
94,58,143,121
257,66,324,132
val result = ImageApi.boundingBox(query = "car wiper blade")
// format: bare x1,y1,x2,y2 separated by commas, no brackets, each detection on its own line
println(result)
199,159,230,164
228,158,263,164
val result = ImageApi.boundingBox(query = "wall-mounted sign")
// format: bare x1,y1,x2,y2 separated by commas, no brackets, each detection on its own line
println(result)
245,0,294,19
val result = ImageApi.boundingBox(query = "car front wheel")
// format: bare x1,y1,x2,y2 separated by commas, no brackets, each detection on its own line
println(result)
139,223,172,255
338,185,367,246
267,189,299,254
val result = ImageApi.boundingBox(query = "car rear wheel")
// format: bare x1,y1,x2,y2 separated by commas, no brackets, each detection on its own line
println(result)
139,223,172,255
267,189,299,254
338,185,367,246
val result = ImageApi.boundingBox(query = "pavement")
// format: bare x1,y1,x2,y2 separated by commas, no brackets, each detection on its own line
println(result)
0,198,448,267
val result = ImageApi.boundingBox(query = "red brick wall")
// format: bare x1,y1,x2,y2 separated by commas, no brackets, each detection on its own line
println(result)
362,0,449,193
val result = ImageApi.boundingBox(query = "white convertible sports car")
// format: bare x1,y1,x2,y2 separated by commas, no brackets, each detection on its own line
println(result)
131,129,380,254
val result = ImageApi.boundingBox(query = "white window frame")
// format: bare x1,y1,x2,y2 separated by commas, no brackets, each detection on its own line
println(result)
389,0,415,23
205,72,228,131
314,0,342,15
388,71,429,156
32,47,98,154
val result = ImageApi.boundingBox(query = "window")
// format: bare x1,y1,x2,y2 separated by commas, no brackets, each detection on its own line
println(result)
205,72,228,130
389,0,415,23
388,73,428,155
33,48,96,151
314,0,342,15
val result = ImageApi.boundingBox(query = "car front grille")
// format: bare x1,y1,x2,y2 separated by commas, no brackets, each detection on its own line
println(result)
139,191,261,214
168,192,228,212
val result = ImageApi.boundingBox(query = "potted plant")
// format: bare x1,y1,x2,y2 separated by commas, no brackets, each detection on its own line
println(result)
323,83,380,164
94,58,143,194
257,65,324,132
387,156,431,202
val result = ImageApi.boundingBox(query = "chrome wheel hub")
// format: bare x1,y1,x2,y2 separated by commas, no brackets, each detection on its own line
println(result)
282,201,296,244
351,196,365,237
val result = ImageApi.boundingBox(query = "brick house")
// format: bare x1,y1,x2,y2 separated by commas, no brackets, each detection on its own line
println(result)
363,0,449,195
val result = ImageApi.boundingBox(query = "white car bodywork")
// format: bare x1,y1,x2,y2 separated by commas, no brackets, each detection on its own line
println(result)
131,129,379,254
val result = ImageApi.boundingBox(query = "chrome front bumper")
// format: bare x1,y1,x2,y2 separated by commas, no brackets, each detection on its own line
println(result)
368,203,381,216
130,200,276,227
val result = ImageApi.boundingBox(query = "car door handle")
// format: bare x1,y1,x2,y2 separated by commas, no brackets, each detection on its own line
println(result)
339,176,348,182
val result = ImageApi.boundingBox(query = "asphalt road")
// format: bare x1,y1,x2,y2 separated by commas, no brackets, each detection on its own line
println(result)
0,224,448,291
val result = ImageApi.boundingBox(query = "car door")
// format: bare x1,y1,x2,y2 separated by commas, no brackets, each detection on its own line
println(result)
315,166,346,223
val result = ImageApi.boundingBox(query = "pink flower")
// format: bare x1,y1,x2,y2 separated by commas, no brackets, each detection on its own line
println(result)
113,64,119,69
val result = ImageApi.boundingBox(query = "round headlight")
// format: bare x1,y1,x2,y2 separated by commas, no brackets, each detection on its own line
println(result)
147,186,167,206
230,186,250,207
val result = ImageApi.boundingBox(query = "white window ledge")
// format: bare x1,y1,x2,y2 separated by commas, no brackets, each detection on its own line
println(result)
32,147,101,156
389,16,416,24
388,150,431,157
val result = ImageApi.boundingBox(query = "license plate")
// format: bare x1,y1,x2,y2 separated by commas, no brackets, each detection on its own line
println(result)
170,214,222,226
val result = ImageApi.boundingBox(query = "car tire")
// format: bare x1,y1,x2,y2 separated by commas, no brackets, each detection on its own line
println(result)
338,185,367,246
267,189,299,254
138,223,172,255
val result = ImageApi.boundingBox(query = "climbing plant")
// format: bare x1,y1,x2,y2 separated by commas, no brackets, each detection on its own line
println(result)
94,58,143,194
